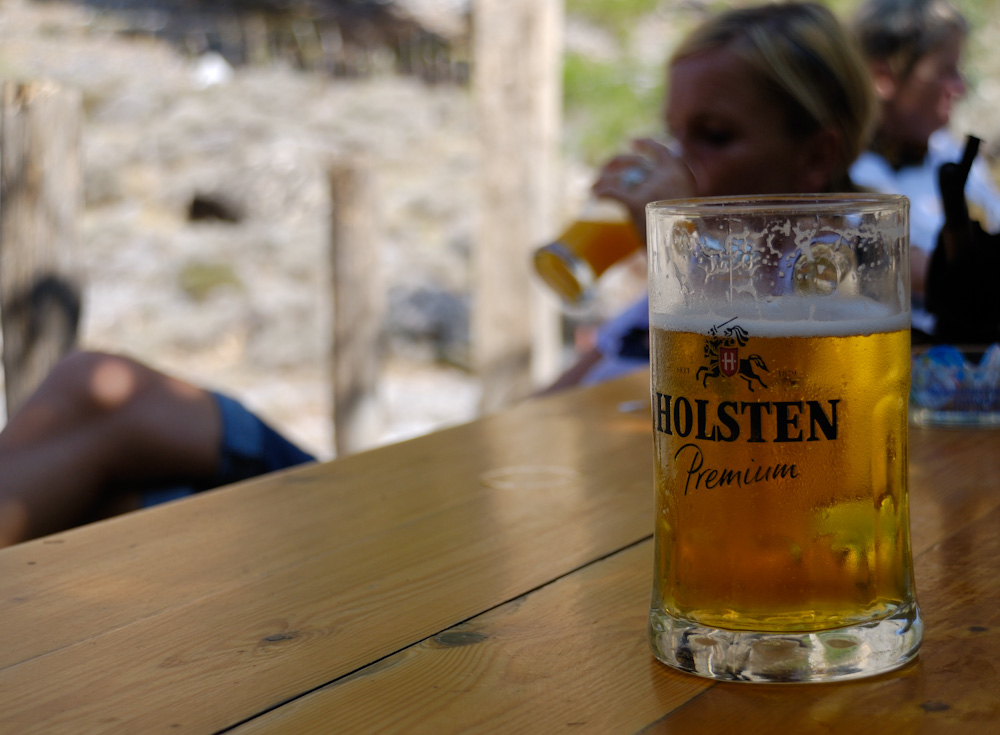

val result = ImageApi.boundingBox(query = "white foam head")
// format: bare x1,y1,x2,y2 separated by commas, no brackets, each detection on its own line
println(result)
650,295,910,337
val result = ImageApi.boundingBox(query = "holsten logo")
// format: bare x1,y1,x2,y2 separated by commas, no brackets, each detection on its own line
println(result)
654,318,841,494
696,317,767,391
655,317,840,443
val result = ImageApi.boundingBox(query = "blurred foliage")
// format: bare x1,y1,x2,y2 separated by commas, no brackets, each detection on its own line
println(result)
567,0,663,39
563,0,998,166
563,51,664,164
561,0,698,164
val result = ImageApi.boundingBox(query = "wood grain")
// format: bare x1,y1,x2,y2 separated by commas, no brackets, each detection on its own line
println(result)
0,374,649,667
2,371,998,734
0,80,82,414
230,449,1000,734
329,156,384,455
230,540,710,735
0,374,653,733
472,0,564,406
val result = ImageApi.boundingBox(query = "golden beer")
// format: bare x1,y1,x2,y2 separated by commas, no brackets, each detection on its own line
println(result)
646,194,920,682
650,312,913,632
534,219,643,304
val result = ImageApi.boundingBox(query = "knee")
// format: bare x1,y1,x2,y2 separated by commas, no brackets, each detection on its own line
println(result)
40,351,152,413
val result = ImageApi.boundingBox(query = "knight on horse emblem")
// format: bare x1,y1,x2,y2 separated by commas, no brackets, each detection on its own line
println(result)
697,318,770,391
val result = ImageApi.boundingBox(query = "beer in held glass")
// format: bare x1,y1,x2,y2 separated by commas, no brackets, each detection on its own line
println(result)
534,201,643,305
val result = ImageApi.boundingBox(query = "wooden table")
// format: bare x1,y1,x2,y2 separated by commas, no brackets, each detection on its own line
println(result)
1,371,999,734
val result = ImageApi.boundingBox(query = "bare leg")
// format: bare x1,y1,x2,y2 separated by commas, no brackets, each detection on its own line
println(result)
0,351,221,546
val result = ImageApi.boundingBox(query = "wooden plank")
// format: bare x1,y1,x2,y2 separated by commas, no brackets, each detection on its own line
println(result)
229,541,710,735
905,423,1000,547
329,157,383,455
0,465,653,733
0,376,654,733
229,485,1000,734
0,374,651,669
2,370,998,734
472,0,563,410
216,425,1000,733
0,81,82,416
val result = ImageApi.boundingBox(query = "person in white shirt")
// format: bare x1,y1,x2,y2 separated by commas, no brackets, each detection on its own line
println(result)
849,0,1000,338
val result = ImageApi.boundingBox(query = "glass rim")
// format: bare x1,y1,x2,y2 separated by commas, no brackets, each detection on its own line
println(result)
646,192,908,216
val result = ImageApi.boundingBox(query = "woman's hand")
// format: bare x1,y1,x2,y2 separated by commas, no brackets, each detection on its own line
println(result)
591,138,697,238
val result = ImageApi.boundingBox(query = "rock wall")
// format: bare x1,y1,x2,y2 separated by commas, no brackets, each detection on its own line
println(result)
1,0,482,457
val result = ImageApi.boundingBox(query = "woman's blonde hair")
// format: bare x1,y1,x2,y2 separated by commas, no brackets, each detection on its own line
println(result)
672,2,877,184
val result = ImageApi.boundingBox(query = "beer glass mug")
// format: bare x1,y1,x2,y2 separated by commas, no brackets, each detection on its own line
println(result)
646,194,921,683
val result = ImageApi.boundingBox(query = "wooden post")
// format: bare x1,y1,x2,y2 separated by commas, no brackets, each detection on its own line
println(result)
0,81,83,418
472,0,564,413
329,158,383,456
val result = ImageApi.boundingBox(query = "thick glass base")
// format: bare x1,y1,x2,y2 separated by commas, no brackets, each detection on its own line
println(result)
533,243,596,306
649,601,922,683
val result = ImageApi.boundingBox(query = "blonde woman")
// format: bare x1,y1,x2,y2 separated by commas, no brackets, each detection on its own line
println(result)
547,1,877,390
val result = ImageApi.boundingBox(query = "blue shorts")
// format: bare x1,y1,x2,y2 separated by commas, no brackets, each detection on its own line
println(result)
142,392,316,507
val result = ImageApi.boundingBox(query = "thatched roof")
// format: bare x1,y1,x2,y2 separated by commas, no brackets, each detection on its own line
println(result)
38,0,470,80
45,0,466,37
